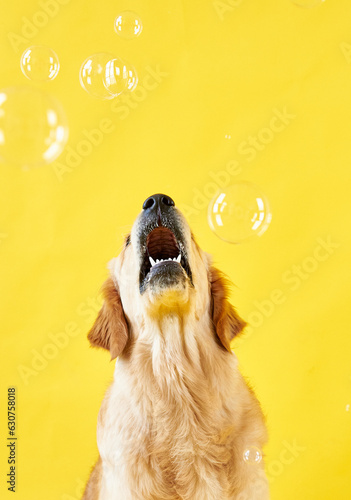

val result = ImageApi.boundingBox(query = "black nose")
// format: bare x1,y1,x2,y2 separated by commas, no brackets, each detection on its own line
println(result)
142,194,175,210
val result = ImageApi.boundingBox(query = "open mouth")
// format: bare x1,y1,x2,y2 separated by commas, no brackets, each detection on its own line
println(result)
139,226,192,292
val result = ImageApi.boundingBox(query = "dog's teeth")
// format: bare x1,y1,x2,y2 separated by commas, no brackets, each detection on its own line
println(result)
151,257,180,266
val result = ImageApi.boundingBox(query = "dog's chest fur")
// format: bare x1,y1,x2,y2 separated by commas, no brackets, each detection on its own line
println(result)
97,323,243,500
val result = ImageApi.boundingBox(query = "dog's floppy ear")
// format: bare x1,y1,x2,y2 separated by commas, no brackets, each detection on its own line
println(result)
87,277,129,360
210,266,246,351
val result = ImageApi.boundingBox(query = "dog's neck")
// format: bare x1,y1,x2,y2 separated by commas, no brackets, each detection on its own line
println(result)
105,310,241,492
116,310,236,413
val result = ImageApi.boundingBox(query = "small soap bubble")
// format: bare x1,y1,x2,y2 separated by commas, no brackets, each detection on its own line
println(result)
125,64,138,92
0,86,68,167
208,182,272,244
290,0,325,7
20,46,60,82
114,11,143,39
224,134,232,140
346,404,350,412
103,58,130,96
243,447,262,465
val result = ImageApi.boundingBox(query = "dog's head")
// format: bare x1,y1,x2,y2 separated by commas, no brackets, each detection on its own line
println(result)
88,194,246,359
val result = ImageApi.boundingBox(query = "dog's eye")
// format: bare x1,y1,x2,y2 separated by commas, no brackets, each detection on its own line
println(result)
125,234,131,247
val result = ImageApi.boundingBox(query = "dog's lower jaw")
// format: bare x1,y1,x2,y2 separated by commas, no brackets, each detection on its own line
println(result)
143,281,192,317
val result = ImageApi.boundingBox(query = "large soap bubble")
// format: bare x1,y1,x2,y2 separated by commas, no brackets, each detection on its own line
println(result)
79,53,130,99
208,182,272,243
0,87,69,167
20,46,60,82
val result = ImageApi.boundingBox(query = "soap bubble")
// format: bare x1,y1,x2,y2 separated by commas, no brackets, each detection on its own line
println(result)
20,46,60,82
125,64,138,92
103,58,130,96
79,53,116,100
208,182,272,244
0,87,69,167
79,53,130,99
243,447,262,465
290,0,325,7
114,11,143,39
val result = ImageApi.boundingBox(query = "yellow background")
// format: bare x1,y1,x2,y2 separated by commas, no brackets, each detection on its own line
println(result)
1,0,351,498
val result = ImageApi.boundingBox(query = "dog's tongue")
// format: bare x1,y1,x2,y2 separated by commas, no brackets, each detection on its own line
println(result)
147,227,179,260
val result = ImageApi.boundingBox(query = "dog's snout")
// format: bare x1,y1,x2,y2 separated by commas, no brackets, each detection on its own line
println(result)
142,194,175,211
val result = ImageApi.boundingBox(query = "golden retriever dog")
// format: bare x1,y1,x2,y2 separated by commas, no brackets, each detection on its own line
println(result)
82,194,269,500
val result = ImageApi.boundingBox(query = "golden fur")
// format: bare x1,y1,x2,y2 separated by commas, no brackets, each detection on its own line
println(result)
82,209,269,500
